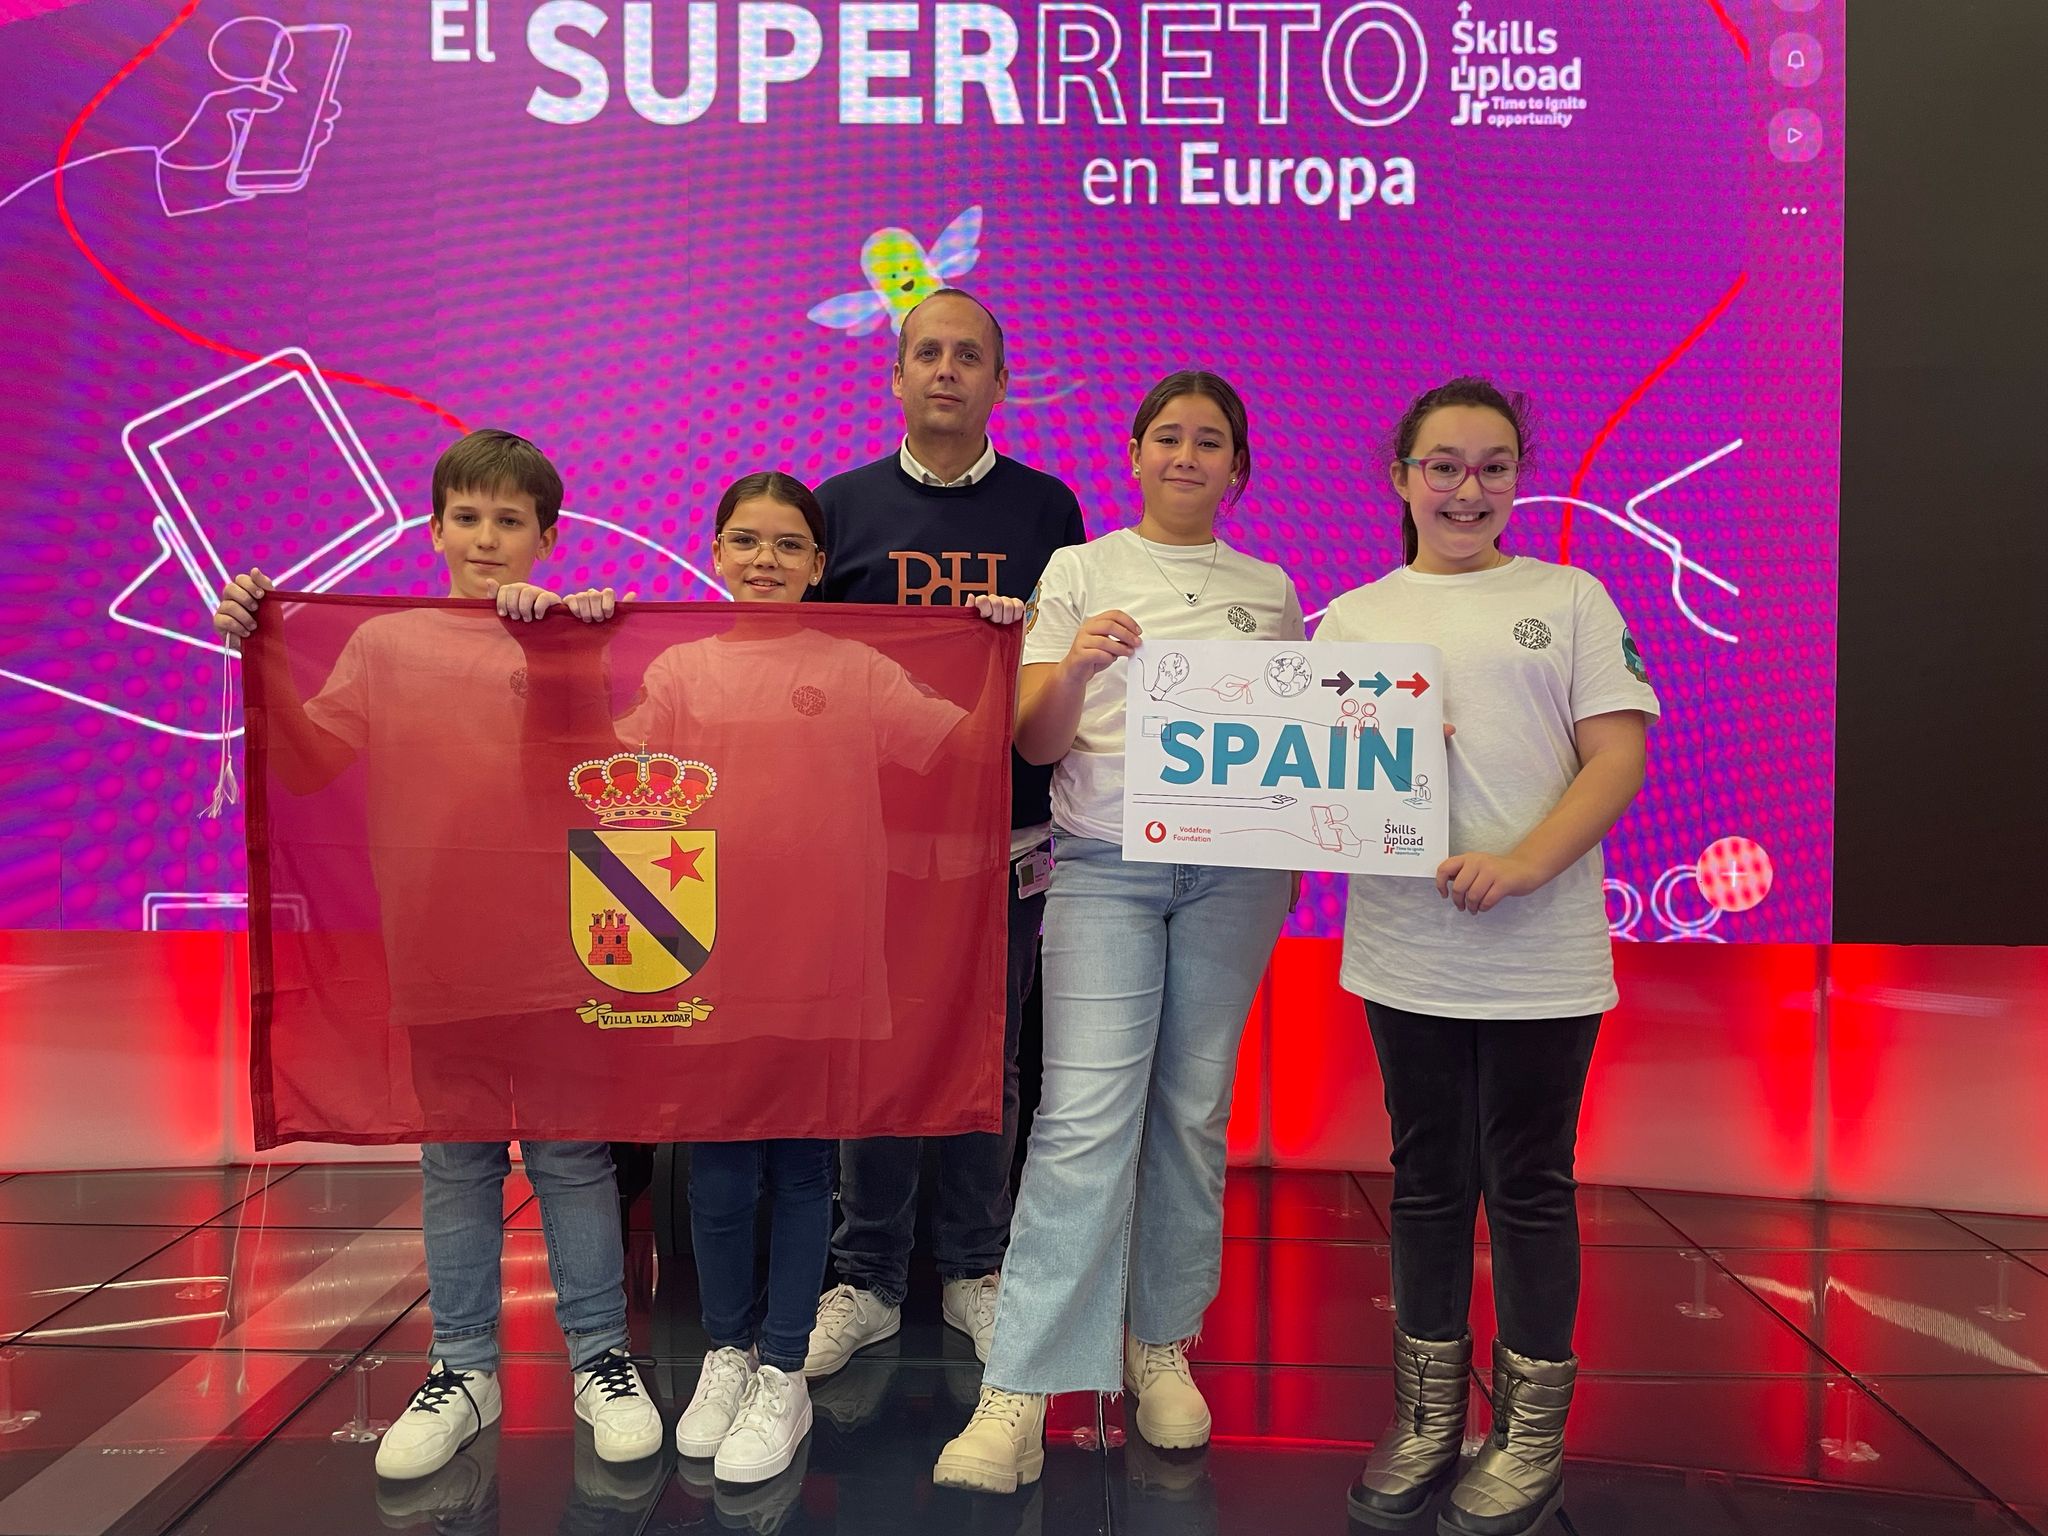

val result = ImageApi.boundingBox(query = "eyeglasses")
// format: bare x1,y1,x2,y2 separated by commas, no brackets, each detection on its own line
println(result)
717,530,819,564
1401,456,1521,494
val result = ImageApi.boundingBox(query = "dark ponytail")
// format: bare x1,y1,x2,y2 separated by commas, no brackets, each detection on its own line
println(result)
1388,377,1534,565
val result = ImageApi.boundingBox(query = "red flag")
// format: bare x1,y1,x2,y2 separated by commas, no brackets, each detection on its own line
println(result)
243,595,1018,1147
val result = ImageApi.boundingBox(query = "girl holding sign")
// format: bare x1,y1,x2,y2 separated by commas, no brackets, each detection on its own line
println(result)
1321,379,1657,1536
933,370,1302,1493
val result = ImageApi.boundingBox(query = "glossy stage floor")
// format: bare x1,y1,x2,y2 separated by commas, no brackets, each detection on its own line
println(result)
0,1163,2043,1535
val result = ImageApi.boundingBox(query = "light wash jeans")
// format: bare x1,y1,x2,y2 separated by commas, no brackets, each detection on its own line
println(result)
421,1140,629,1374
983,835,1290,1394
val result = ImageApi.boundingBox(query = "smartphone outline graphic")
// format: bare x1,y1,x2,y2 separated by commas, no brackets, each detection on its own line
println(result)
227,23,349,196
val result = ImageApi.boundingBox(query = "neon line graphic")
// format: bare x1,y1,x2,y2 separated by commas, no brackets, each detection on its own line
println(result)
1562,272,1747,565
119,348,408,638
50,5,469,432
1703,0,1751,62
1518,438,1745,644
1302,442,1745,641
0,665,244,742
387,512,731,603
3,510,725,742
141,891,308,930
0,146,152,213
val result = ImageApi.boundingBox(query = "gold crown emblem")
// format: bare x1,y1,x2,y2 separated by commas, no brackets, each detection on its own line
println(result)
570,747,717,828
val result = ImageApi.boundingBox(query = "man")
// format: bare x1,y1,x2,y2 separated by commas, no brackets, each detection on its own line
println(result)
807,289,1086,1374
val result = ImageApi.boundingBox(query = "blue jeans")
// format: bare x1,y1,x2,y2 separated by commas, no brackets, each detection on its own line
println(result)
691,1139,836,1372
421,1140,628,1375
832,865,1046,1304
984,836,1290,1394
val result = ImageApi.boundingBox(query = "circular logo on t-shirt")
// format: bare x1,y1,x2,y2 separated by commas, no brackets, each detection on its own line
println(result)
1226,605,1256,634
509,667,528,698
791,685,827,717
1513,618,1553,650
1145,821,1168,844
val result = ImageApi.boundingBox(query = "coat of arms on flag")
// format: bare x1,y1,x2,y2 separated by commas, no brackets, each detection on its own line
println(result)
568,748,719,994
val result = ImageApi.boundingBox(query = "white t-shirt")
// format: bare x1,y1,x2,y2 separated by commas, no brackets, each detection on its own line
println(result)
1022,528,1304,842
1316,557,1659,1019
302,609,544,1029
616,629,965,1034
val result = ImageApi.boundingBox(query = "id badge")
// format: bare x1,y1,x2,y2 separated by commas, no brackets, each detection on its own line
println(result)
1015,847,1054,899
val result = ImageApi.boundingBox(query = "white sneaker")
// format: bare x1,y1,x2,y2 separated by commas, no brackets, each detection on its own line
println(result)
674,1346,756,1457
803,1285,900,1379
941,1273,1002,1363
374,1361,502,1481
572,1348,664,1463
714,1365,813,1484
932,1385,1046,1493
1123,1332,1211,1449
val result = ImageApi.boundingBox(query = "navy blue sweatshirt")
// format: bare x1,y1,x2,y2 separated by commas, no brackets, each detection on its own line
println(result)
815,452,1086,834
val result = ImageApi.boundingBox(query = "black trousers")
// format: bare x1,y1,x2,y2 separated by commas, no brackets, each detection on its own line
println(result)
1365,1000,1602,1363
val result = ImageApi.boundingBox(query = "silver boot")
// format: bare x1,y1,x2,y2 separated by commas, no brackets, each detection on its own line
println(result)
1346,1330,1472,1529
1438,1340,1576,1536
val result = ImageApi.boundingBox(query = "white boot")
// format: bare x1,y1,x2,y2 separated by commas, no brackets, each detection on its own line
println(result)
1124,1331,1211,1449
932,1385,1046,1494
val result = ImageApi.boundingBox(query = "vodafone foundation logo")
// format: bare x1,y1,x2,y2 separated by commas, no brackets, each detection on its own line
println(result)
1144,821,1168,844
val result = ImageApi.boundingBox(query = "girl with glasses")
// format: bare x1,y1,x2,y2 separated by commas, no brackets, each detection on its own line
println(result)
1322,379,1658,1536
606,471,1022,1485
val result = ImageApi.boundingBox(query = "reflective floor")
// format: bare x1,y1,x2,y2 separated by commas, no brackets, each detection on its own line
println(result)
0,1163,2040,1534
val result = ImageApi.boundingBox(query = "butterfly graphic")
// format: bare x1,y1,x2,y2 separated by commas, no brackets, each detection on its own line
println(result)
805,206,983,337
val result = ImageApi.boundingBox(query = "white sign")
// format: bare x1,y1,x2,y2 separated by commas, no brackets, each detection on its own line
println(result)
1120,639,1448,875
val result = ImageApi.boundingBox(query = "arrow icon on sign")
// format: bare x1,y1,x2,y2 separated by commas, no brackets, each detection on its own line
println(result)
1395,672,1430,697
1360,671,1392,697
1321,671,1354,695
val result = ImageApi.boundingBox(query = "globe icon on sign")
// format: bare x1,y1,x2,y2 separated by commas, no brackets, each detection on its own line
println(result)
1265,651,1314,698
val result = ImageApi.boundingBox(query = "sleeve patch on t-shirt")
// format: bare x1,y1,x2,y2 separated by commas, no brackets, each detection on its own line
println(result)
1622,631,1649,682
1024,581,1041,634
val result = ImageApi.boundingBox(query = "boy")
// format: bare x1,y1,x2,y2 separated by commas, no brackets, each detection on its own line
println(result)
214,428,655,1481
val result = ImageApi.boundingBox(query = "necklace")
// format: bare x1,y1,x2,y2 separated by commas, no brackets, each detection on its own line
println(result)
1136,533,1220,605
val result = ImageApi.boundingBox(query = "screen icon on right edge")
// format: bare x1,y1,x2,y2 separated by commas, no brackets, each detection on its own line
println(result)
1769,108,1823,164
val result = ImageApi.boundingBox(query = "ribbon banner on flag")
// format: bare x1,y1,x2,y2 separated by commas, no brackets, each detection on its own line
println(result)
243,595,1018,1148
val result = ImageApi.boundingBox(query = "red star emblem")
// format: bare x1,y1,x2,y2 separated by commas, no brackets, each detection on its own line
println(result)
652,837,703,889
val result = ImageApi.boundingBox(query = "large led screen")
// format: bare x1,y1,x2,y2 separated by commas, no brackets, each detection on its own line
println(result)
0,0,1843,939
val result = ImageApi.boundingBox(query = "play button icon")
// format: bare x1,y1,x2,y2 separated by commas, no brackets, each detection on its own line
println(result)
1769,108,1823,164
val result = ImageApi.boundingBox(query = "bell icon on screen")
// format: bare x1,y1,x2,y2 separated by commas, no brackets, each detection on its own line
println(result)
1771,32,1823,87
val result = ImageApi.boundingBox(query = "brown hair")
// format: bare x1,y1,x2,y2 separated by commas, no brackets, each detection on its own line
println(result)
1388,377,1534,564
431,429,564,532
896,288,1007,375
714,471,827,548
1129,369,1252,504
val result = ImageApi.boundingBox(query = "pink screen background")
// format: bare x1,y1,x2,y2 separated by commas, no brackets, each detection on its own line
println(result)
0,0,1843,940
